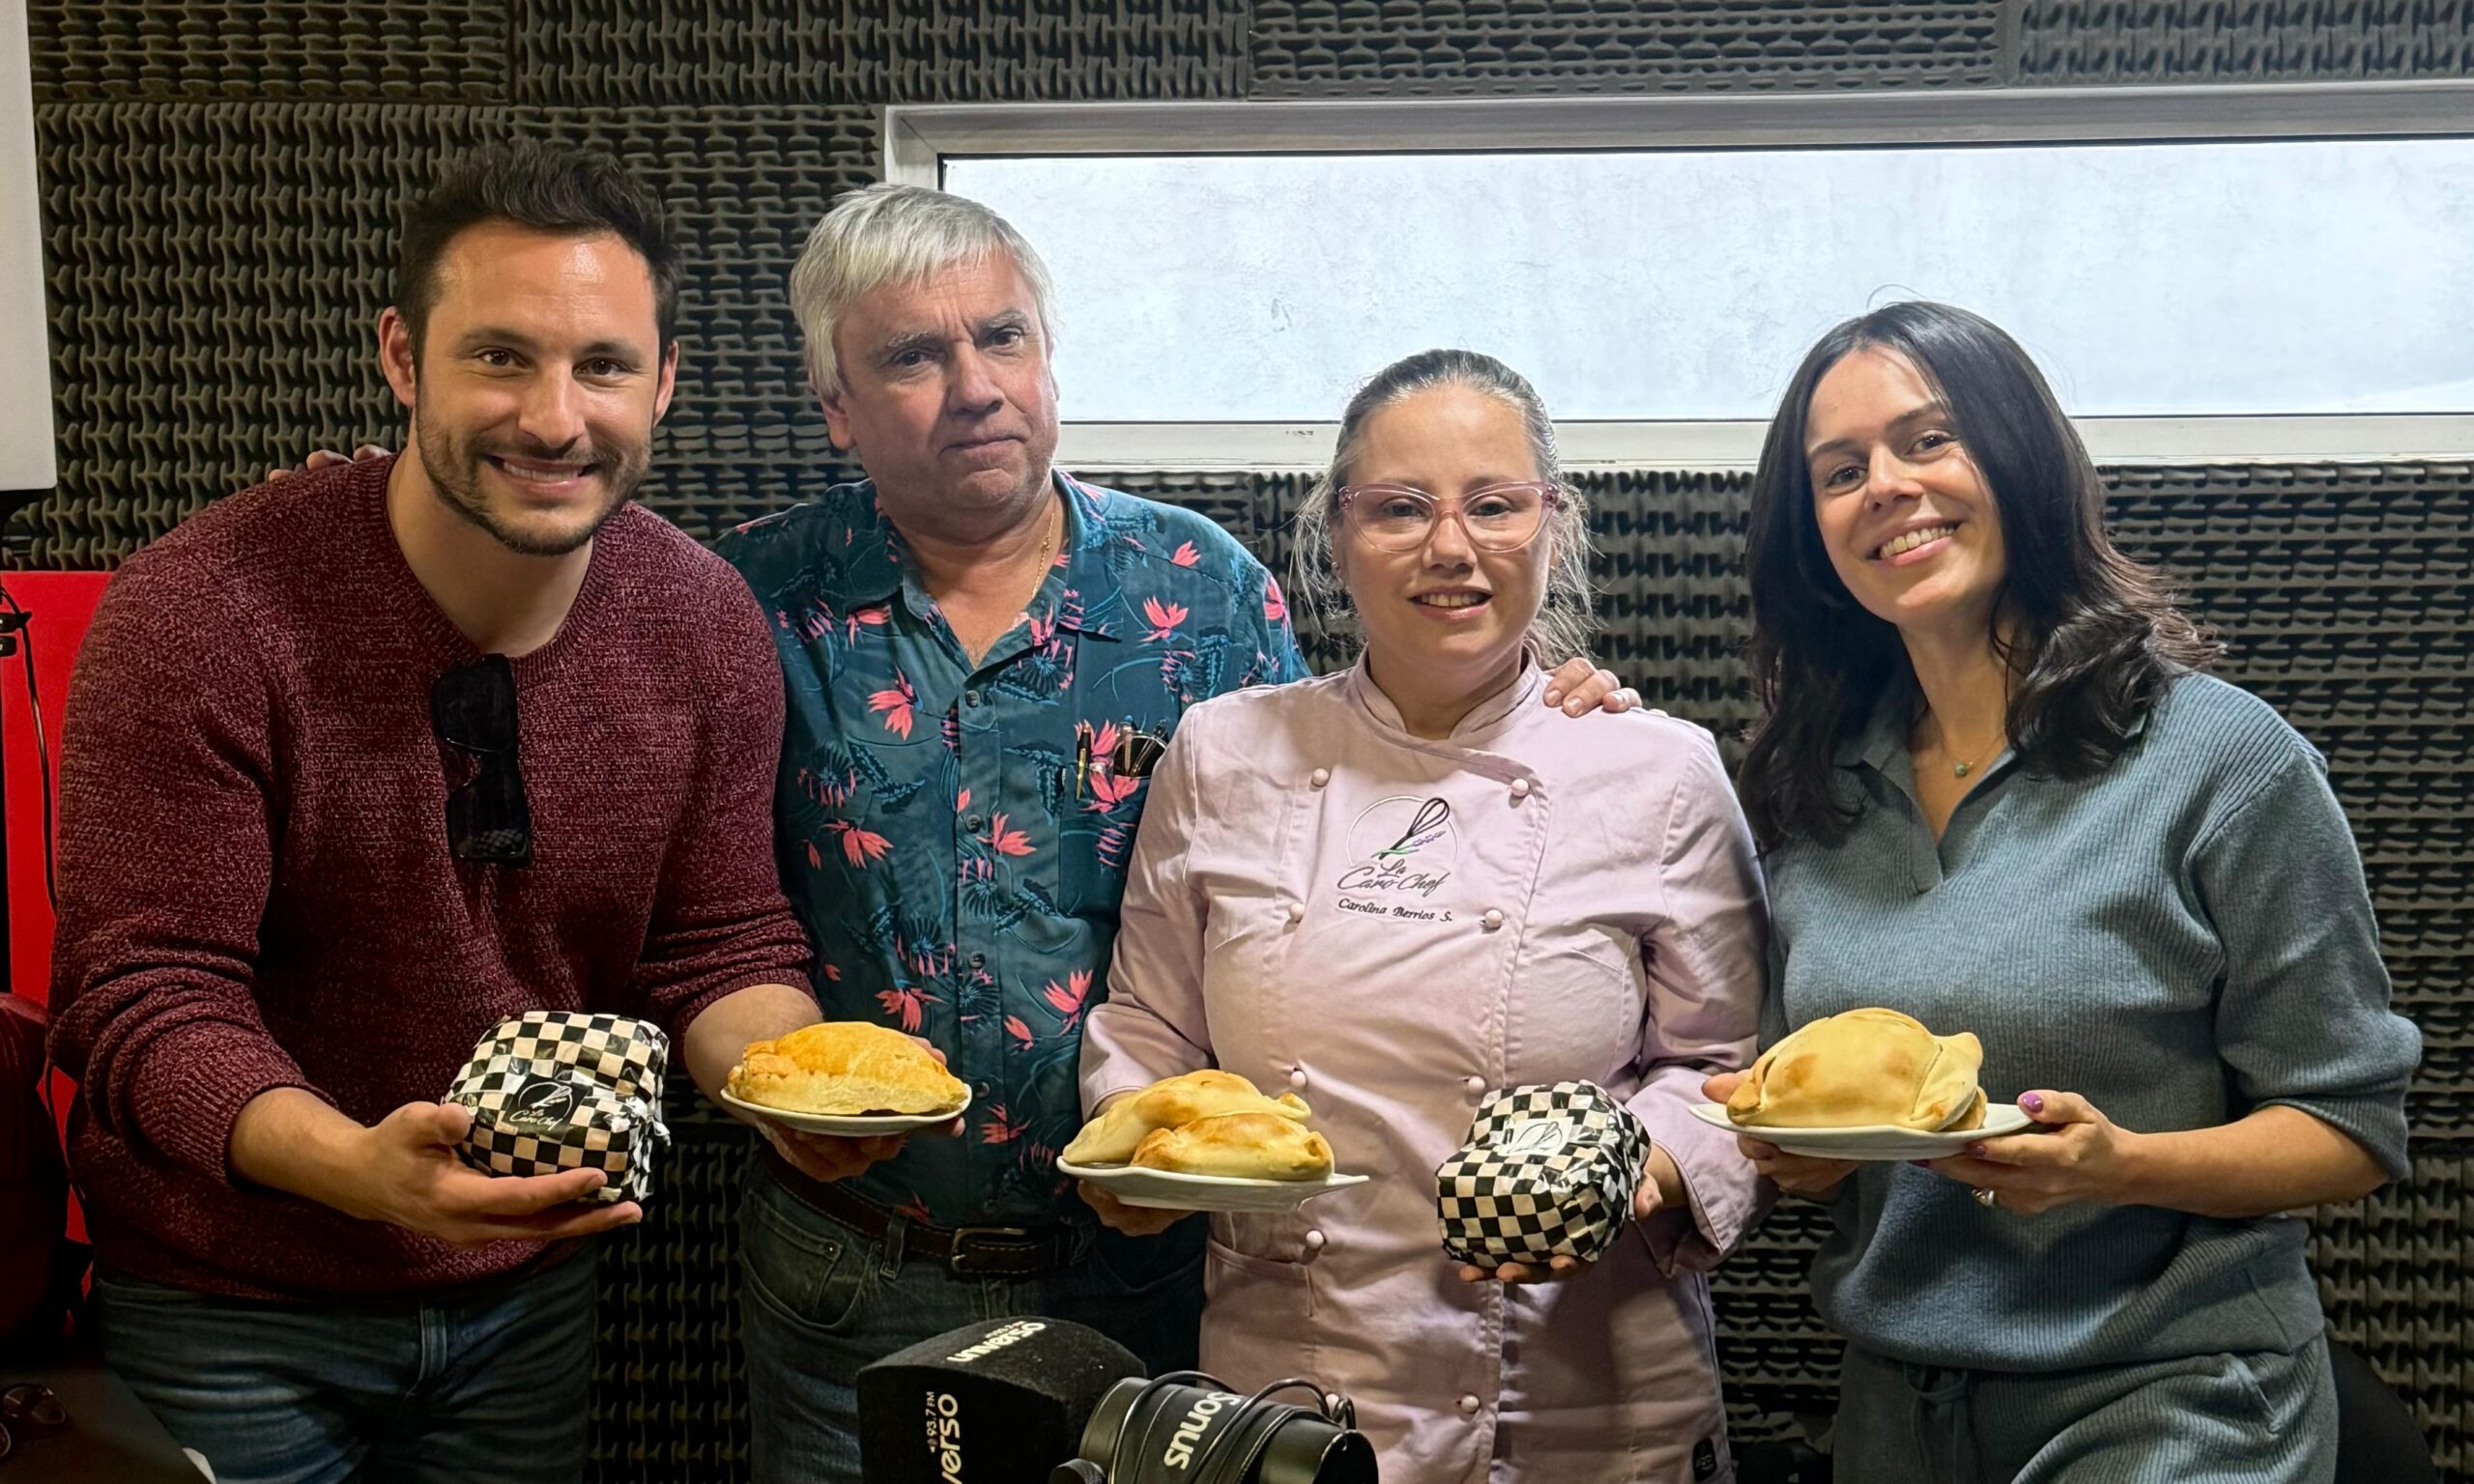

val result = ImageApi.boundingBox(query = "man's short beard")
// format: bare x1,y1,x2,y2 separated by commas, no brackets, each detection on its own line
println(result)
413,403,647,558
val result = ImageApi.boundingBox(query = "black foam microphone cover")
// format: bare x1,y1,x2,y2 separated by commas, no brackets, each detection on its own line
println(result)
858,1317,1145,1483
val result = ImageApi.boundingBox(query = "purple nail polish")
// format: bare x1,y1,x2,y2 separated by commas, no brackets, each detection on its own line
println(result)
2021,1092,2045,1115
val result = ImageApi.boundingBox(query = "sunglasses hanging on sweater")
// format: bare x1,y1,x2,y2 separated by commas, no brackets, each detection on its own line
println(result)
430,655,532,867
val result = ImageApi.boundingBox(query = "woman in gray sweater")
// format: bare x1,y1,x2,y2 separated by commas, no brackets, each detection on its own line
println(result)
1711,300,2419,1483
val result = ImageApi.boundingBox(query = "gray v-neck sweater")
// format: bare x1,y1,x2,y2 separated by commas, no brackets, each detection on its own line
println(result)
1762,673,2418,1370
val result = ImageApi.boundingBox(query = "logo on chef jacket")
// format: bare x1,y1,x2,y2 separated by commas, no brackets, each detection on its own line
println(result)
1333,795,1457,920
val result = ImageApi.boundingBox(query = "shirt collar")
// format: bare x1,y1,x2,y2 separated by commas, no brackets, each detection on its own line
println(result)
1346,653,1543,744
1835,682,1912,772
1031,471,1124,641
818,470,1120,639
810,480,906,610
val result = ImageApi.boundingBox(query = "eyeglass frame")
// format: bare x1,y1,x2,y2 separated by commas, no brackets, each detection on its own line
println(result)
1334,479,1564,553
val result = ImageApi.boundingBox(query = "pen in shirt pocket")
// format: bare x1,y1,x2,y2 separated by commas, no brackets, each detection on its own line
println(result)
1066,720,1166,798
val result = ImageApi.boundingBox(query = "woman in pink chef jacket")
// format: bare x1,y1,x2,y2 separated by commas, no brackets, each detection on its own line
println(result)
1077,348,1769,1484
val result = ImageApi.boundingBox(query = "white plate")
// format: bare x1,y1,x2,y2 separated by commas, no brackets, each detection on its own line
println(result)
1057,1156,1370,1213
1687,1100,2035,1161
717,1085,969,1136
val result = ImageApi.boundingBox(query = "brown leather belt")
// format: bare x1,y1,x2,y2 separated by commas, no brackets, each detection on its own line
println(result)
761,1148,1082,1277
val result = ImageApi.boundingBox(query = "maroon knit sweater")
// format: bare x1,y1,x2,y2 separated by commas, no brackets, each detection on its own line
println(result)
47,458,814,1299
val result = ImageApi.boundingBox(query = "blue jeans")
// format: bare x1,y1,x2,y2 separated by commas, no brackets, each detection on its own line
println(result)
92,1248,596,1484
739,1159,1204,1484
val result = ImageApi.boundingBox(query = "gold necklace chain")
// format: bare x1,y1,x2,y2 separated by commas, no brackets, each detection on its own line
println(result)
1939,726,2007,780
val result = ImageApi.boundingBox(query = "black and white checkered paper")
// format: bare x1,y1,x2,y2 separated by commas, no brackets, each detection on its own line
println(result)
1436,1080,1648,1266
445,1012,671,1205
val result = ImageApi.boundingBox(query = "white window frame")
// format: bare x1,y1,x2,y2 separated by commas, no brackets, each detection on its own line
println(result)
885,81,2474,471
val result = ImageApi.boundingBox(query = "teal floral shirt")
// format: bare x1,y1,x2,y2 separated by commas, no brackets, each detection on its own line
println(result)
717,472,1309,1228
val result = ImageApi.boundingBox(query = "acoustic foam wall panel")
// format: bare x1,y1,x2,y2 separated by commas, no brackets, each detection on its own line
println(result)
2017,0,2474,82
29,2,509,101
28,101,877,567
18,3,2473,1477
1249,0,2011,95
509,0,1251,105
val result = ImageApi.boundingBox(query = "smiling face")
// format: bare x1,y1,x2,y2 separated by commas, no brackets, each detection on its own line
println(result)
384,220,676,558
817,251,1061,534
1803,346,2010,643
1336,383,1553,706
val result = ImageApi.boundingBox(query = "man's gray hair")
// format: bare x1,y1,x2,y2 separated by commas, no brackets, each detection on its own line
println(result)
788,183,1059,397
1292,348,1597,666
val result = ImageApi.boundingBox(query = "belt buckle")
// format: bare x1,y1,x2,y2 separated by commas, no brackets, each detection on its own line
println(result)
946,1225,1042,1276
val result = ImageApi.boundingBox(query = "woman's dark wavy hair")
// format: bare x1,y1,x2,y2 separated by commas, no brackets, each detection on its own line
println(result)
1738,301,2217,850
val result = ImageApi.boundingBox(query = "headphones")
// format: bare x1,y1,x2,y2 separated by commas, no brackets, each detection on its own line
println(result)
1049,1372,1358,1484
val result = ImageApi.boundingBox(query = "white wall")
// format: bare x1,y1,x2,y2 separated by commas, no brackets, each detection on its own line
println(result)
0,0,54,493
949,137,2474,425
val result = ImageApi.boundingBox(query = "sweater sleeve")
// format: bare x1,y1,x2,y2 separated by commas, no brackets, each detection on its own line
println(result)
45,548,323,1184
1627,727,1771,1274
2193,740,2420,1181
626,577,816,1037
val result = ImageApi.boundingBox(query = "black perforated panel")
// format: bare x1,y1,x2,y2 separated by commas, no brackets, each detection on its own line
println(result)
29,3,509,101
2018,0,2474,82
510,0,1251,105
1250,1,2009,96
590,1079,761,1480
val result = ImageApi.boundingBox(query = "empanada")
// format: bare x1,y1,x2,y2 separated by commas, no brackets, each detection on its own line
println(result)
1726,1008,1985,1131
1130,1112,1334,1181
726,1022,968,1117
1063,1069,1310,1165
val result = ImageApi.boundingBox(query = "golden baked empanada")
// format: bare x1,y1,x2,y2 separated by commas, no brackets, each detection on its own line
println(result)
1063,1070,1310,1165
1130,1112,1334,1181
1726,1008,1984,1131
726,1022,968,1117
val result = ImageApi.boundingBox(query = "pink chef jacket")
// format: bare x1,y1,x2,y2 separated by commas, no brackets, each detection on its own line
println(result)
1080,661,1769,1484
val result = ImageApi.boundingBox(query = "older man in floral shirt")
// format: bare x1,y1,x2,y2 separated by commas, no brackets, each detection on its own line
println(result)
717,184,1625,1484
727,468,1301,1232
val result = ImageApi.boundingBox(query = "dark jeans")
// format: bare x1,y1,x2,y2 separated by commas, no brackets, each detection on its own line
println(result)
738,1158,1203,1484
93,1249,596,1484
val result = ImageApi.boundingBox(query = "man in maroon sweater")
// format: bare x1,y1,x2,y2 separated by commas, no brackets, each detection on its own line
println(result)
46,144,828,1484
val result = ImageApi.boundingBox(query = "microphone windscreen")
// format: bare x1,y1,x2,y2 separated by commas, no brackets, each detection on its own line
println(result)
858,1317,1144,1483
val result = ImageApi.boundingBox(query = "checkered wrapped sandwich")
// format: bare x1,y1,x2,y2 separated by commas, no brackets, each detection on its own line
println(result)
445,1012,671,1205
1436,1080,1647,1266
